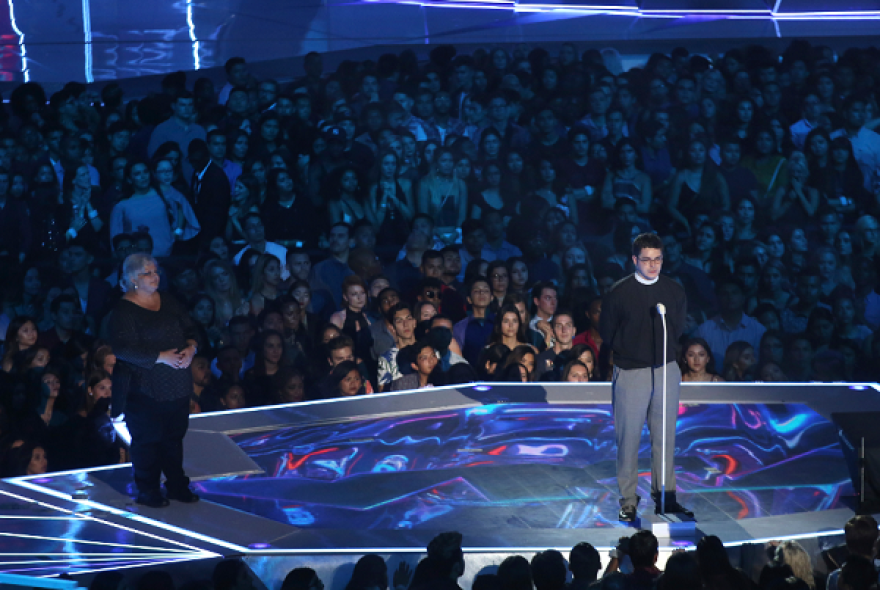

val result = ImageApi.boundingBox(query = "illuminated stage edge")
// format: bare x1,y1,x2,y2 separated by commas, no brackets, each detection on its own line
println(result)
1,381,877,583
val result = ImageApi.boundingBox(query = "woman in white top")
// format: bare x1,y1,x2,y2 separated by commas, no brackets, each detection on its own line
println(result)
110,159,198,257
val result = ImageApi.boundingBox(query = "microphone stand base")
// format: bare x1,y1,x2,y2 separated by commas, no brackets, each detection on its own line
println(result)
644,512,697,537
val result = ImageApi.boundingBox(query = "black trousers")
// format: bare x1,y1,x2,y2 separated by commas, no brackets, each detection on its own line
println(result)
126,393,190,495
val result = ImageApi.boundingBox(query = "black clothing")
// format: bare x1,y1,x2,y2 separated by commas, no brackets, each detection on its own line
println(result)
30,190,103,260
527,137,571,166
262,195,320,249
0,197,31,259
190,161,231,249
64,276,114,325
109,293,196,497
599,274,687,370
341,308,375,371
110,294,197,412
242,369,275,407
125,392,190,495
47,398,124,471
376,182,410,247
719,165,759,204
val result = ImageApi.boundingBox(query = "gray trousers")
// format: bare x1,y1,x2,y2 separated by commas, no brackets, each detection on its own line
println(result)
611,361,681,507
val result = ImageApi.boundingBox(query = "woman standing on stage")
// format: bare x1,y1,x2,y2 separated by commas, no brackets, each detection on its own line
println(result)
109,253,200,508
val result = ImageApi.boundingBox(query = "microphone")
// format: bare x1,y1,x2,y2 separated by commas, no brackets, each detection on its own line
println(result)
656,303,667,315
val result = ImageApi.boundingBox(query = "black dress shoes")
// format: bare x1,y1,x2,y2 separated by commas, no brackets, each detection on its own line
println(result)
653,492,694,517
136,490,170,508
166,487,200,503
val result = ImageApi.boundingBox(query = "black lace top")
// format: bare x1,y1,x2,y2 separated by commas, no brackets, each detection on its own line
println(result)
109,294,197,415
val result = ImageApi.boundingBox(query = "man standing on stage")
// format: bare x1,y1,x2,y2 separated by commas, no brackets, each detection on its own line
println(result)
599,232,693,522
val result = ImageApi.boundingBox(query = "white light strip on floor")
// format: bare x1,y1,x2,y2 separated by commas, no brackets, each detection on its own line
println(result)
39,555,215,579
4,482,232,554
0,573,75,589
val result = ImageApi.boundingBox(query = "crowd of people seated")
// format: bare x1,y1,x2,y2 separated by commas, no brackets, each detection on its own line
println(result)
78,515,880,590
1,38,880,476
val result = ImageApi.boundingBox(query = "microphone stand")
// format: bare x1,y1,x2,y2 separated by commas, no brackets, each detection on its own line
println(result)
657,303,667,515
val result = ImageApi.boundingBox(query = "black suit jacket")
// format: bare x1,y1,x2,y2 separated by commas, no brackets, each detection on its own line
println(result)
192,162,231,247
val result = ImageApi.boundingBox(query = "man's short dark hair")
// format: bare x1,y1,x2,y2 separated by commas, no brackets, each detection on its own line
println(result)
658,552,701,590
174,90,194,103
51,293,79,315
225,57,246,74
330,221,352,237
842,93,868,114
817,206,840,221
552,309,574,325
467,273,490,292
213,559,250,590
412,212,435,230
426,531,464,578
431,313,453,326
106,121,130,137
735,256,759,272
132,231,154,248
228,315,256,331
531,281,557,302
715,275,746,295
411,339,436,361
326,335,354,355
242,212,263,228
452,55,474,69
677,74,697,87
569,542,601,581
567,126,590,143
188,138,208,157
216,345,240,359
632,232,663,257
112,233,132,250
628,530,659,569
60,241,92,256
282,568,318,590
352,218,375,234
461,219,484,238
719,135,742,149
386,302,413,326
845,515,879,556
530,550,567,590
422,250,443,266
229,85,249,99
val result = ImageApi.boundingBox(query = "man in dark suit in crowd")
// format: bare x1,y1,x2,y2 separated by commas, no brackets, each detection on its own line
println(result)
187,138,231,250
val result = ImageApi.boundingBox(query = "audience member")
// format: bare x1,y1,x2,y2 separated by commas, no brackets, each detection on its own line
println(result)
1,39,878,481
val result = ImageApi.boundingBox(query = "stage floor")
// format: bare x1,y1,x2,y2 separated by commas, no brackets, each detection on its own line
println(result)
0,382,876,579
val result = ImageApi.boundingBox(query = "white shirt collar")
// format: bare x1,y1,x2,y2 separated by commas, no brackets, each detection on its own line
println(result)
634,273,658,285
